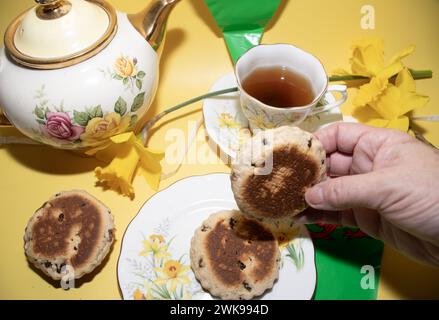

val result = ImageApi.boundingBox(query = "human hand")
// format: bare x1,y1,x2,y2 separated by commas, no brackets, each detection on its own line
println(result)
296,122,439,266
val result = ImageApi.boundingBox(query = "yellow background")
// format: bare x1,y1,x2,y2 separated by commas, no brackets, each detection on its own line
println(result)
0,0,438,299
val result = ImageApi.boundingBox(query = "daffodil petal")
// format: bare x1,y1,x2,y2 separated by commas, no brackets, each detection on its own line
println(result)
369,84,401,120
377,61,403,79
386,117,410,131
395,67,416,92
110,131,136,144
94,138,139,197
180,266,190,273
154,269,165,276
353,76,388,107
362,117,409,132
350,38,385,76
395,68,429,115
139,250,149,256
351,103,383,123
180,275,190,284
142,240,152,248
134,140,164,170
154,277,167,285
134,140,164,190
133,289,145,300
388,45,415,65
401,94,430,115
169,280,178,292
138,167,161,190
363,118,392,128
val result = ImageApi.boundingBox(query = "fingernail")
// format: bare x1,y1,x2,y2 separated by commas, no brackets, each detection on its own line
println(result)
305,186,323,206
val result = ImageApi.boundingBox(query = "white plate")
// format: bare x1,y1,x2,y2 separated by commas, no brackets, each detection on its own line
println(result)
203,73,347,159
117,173,316,300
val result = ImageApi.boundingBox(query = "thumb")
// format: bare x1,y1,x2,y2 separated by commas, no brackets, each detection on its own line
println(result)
305,173,385,211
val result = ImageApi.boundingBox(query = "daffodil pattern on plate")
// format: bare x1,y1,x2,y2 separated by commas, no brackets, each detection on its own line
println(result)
124,220,310,300
216,112,251,152
126,228,203,300
273,226,305,270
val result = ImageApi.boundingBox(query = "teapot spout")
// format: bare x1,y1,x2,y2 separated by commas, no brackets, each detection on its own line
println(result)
128,0,180,56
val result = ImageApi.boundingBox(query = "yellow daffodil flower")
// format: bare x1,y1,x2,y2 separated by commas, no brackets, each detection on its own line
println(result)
353,67,429,131
274,227,300,251
90,131,164,197
333,38,415,79
333,38,430,132
154,260,190,292
248,114,275,130
150,234,165,243
133,288,145,300
218,113,240,129
140,234,170,260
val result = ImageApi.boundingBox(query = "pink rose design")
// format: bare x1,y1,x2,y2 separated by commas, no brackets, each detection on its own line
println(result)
42,112,84,142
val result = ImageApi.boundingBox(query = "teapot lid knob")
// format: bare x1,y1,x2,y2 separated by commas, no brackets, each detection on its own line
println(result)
34,0,72,20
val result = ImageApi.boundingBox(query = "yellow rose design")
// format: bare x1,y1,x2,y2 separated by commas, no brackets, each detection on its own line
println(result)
80,112,131,144
114,57,137,78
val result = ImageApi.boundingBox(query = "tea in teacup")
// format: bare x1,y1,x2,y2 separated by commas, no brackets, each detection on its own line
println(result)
241,66,314,108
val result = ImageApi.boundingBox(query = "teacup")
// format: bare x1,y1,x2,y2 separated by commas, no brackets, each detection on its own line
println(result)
235,44,347,131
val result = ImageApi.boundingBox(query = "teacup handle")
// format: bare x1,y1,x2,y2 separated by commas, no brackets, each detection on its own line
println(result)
309,84,348,116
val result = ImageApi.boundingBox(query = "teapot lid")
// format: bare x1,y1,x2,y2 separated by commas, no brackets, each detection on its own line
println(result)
4,0,117,69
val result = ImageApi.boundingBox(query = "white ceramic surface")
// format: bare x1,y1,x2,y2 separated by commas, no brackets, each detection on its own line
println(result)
0,12,158,149
118,173,317,300
15,0,109,58
203,73,345,159
235,44,347,130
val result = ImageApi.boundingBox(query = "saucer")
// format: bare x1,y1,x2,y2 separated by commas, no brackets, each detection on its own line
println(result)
203,73,350,159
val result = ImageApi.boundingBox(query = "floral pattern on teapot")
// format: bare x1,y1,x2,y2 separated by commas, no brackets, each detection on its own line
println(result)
112,55,146,91
31,56,146,147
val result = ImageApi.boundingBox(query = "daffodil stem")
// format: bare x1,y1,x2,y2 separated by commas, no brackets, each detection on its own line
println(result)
141,69,433,143
329,69,433,82
408,69,433,80
142,87,239,142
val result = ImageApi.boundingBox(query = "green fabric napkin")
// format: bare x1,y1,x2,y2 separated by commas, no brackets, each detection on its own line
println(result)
307,225,384,299
204,0,385,299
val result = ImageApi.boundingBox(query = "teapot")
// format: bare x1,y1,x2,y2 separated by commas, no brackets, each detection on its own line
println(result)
0,0,179,149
